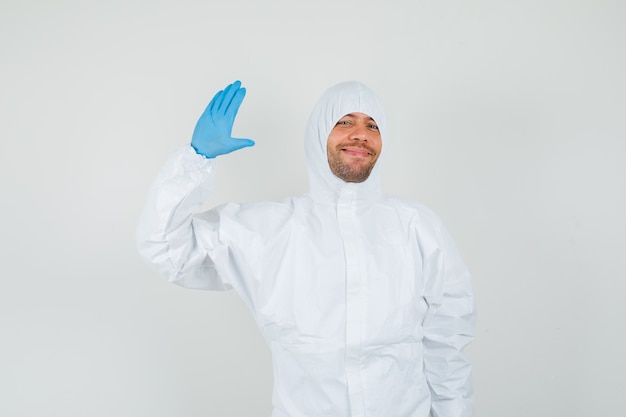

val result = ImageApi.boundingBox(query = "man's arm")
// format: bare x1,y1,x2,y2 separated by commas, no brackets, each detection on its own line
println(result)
135,81,254,290
422,223,476,417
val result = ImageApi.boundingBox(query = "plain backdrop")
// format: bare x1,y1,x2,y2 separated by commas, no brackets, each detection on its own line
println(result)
1,0,625,416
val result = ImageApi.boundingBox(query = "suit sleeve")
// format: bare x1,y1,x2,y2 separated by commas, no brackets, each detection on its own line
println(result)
422,220,476,417
135,145,232,291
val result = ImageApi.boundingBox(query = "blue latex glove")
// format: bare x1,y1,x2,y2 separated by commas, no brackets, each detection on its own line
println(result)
190,80,255,158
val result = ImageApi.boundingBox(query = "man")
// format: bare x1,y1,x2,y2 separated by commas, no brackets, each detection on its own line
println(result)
136,80,476,417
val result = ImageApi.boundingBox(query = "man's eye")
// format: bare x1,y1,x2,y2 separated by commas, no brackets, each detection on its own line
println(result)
338,120,351,125
369,124,379,130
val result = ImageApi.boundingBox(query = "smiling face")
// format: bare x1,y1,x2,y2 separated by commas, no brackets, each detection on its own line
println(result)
326,112,382,183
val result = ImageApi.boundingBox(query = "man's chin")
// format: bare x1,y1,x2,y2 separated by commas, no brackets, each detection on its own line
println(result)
334,166,374,183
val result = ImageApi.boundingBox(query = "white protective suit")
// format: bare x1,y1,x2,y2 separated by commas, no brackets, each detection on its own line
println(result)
136,81,475,417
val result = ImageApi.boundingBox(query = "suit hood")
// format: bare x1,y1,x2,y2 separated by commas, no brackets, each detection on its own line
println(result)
304,81,387,204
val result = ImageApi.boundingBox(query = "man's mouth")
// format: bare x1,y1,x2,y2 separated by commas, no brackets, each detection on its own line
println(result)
340,146,373,157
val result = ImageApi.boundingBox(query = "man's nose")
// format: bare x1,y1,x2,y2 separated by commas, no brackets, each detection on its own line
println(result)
350,126,368,141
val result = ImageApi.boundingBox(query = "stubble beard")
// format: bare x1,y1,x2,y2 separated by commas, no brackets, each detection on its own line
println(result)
328,150,377,183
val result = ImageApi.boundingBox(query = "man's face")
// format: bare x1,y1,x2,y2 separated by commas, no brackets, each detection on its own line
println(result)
327,112,382,183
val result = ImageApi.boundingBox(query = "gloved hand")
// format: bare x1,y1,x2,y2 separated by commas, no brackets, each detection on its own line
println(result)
190,80,255,158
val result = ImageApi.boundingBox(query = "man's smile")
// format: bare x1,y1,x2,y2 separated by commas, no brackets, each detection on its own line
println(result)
341,147,372,157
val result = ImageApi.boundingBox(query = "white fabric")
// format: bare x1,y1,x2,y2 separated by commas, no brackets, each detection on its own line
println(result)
136,81,475,417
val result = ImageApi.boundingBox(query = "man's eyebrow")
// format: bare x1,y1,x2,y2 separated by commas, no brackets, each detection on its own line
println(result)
341,113,376,122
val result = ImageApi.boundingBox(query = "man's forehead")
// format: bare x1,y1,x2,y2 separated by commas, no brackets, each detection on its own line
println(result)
339,112,376,121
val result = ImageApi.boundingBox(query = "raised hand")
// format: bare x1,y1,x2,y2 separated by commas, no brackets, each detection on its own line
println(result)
190,80,255,158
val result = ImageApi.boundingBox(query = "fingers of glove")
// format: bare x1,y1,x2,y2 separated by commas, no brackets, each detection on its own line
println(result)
207,89,225,116
218,80,242,115
225,87,246,120
227,138,255,153
234,137,255,147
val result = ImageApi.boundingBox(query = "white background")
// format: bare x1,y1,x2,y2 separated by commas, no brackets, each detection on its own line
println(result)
1,0,625,416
